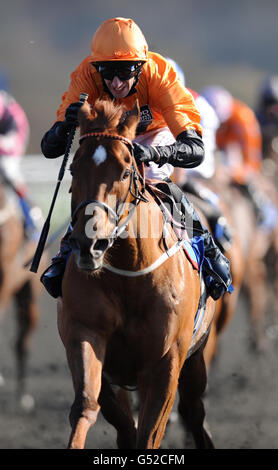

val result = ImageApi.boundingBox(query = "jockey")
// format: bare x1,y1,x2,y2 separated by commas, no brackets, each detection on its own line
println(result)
165,58,232,252
255,75,278,158
0,82,38,237
201,85,278,229
40,17,232,300
201,85,263,186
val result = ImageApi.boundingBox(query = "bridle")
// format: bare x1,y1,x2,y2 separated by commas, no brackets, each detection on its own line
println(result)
71,131,148,247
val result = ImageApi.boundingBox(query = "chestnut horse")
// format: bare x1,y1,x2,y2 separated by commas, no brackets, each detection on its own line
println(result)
0,183,46,408
57,99,216,449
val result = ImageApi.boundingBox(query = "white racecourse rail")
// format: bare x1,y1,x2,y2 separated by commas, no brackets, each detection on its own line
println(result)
22,154,72,230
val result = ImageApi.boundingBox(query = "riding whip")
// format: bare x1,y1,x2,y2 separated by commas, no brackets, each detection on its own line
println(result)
24,217,70,268
29,92,89,273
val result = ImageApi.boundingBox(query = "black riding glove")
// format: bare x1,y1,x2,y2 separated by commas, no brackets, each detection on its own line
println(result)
133,129,204,169
41,102,84,158
58,101,84,136
133,142,160,166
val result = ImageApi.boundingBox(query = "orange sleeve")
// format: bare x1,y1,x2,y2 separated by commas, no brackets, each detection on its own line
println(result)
55,56,99,123
146,52,203,138
217,100,262,173
235,101,262,172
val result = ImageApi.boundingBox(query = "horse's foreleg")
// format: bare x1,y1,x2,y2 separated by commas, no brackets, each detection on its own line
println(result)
178,348,214,449
63,330,105,449
136,348,179,449
99,377,137,449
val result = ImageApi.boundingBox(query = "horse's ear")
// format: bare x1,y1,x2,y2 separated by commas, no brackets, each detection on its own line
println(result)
119,100,140,139
78,101,94,133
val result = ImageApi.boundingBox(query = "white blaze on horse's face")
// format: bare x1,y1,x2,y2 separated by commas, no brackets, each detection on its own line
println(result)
92,145,107,166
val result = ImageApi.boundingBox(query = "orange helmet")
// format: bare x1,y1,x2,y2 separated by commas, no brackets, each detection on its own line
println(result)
91,18,148,62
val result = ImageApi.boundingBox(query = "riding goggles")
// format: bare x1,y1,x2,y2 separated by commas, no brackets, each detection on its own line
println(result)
95,62,144,81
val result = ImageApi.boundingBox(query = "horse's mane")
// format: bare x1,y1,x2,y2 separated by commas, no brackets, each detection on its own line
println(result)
79,98,139,142
90,99,126,132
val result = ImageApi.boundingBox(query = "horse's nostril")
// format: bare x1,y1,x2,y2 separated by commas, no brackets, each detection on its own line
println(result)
93,239,109,252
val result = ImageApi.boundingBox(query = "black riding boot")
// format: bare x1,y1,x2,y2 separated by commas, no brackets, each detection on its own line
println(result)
40,224,73,298
181,191,232,299
159,180,233,300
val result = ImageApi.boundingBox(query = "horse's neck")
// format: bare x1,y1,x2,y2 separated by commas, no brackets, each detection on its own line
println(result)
111,196,166,270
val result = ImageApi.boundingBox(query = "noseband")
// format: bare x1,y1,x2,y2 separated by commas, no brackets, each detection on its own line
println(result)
71,131,148,246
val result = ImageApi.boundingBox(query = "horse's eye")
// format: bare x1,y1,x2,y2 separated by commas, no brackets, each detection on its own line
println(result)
122,169,131,180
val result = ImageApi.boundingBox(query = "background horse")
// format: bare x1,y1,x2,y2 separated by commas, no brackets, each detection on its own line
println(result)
184,191,244,369
172,167,244,370
211,161,278,351
57,99,216,449
0,182,47,408
176,156,278,353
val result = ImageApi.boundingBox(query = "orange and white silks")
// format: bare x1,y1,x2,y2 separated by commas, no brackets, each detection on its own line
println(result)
55,51,202,141
216,99,262,184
